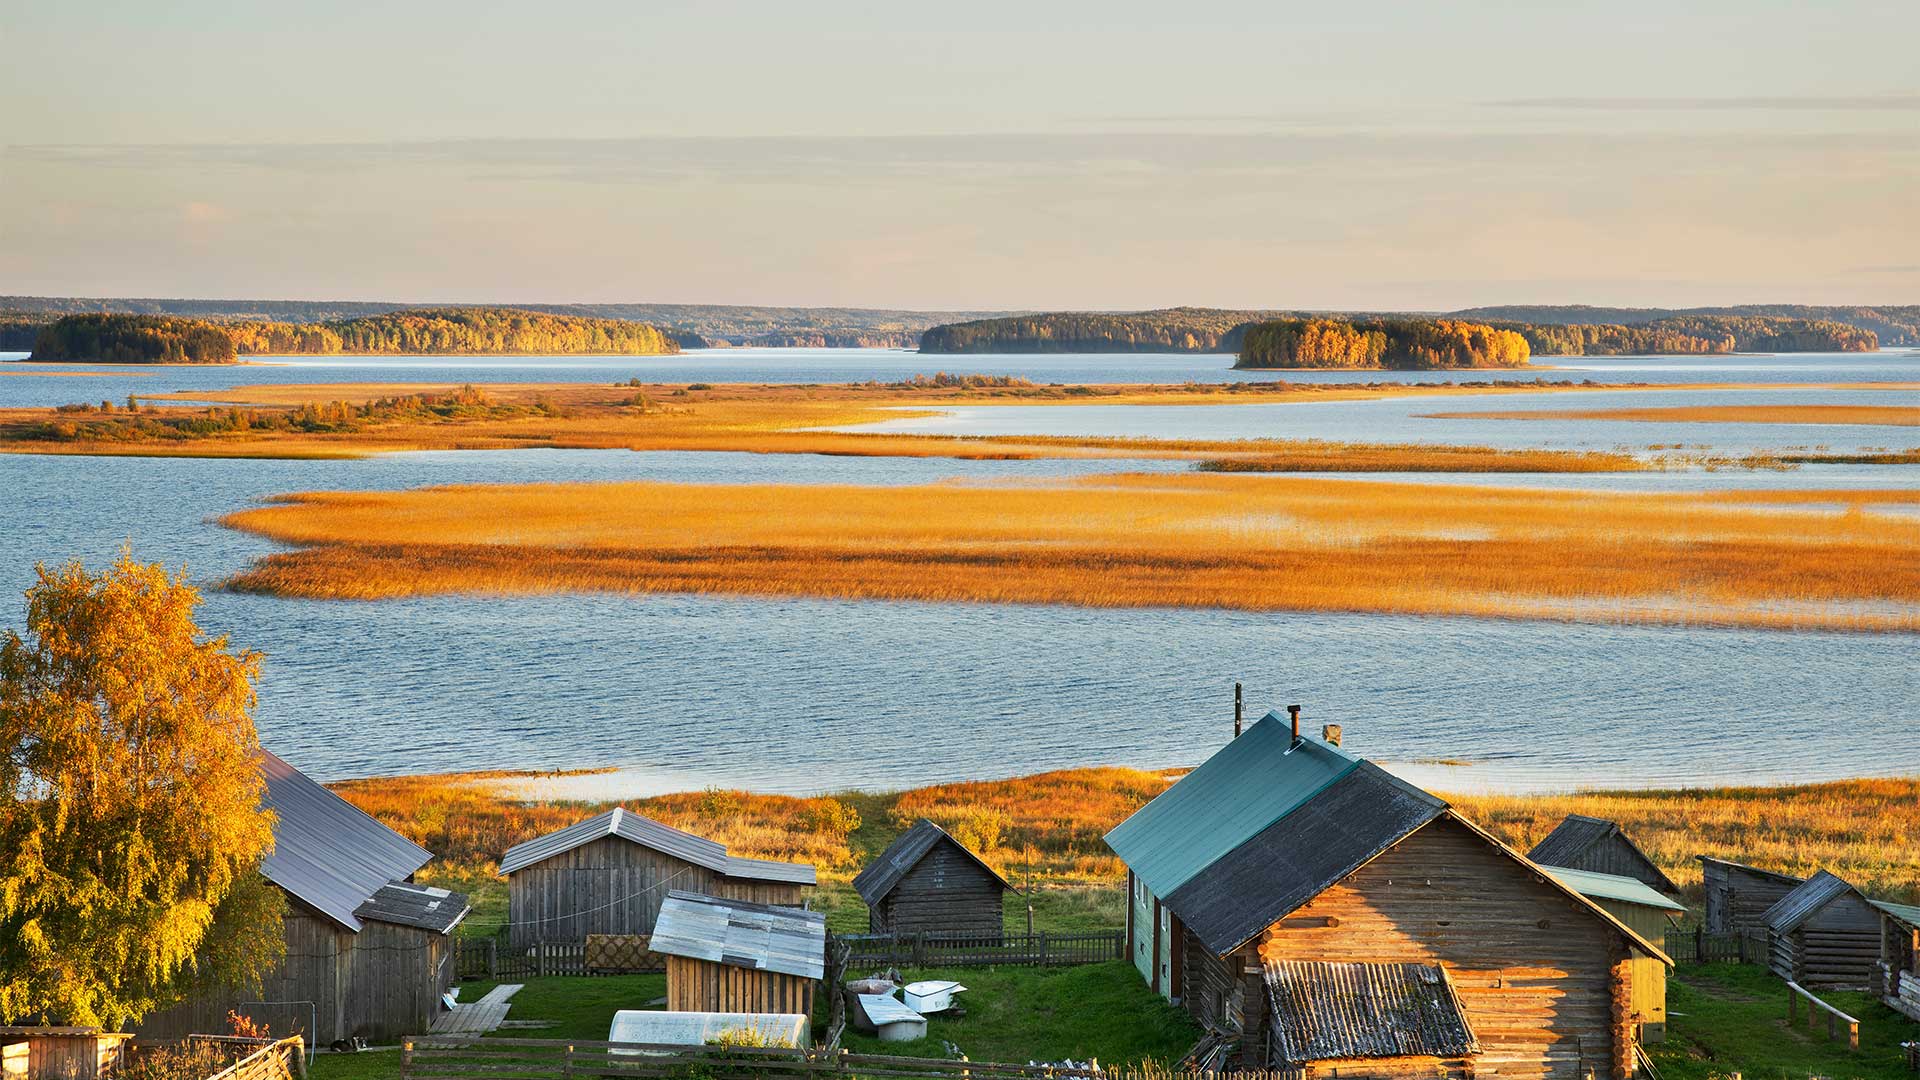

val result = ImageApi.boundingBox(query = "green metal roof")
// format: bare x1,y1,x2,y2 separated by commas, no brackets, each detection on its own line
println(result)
1872,899,1920,928
1543,865,1686,914
1104,712,1358,899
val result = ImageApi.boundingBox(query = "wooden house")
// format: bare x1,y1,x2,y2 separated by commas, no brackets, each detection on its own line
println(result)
1105,710,1671,1078
852,819,1011,937
500,808,816,948
138,751,469,1046
1542,866,1686,1043
1763,870,1881,989
648,892,825,1015
0,1028,131,1080
1697,856,1804,935
1528,815,1679,896
1874,899,1920,1021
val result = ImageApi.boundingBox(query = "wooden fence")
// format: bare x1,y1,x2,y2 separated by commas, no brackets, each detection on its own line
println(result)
203,1037,307,1080
1666,926,1768,965
838,930,1124,969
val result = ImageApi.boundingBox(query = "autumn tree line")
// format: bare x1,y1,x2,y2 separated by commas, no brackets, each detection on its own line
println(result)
26,308,681,363
1236,318,1534,370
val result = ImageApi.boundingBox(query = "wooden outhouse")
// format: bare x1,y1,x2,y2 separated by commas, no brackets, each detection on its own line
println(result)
138,751,469,1046
500,808,816,948
852,819,1011,937
1875,899,1920,1020
1763,870,1881,989
1528,815,1680,896
649,892,825,1015
1105,710,1671,1079
1543,866,1686,1043
1697,856,1804,935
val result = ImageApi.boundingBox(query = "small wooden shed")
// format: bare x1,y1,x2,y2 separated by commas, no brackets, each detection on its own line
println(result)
500,808,816,948
649,891,825,1016
1697,855,1805,936
1543,865,1687,1043
1764,870,1881,989
1528,814,1679,895
0,1028,131,1080
1875,899,1920,1020
852,819,1011,938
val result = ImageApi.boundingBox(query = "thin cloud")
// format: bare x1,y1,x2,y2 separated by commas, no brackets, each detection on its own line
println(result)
1487,94,1920,111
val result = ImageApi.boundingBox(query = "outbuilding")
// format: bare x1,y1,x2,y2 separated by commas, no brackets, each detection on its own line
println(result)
138,751,469,1046
499,808,816,948
1874,899,1920,1020
1105,710,1671,1078
649,892,825,1016
1528,814,1680,896
1543,865,1687,1043
852,819,1011,938
1697,855,1805,936
1764,870,1882,989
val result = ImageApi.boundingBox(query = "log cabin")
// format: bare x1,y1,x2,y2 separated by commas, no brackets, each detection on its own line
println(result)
852,819,1011,938
1528,815,1680,896
648,891,825,1015
138,751,469,1046
500,807,816,947
1697,855,1804,936
1763,870,1882,989
1541,866,1686,1043
1875,899,1920,1021
1105,710,1671,1078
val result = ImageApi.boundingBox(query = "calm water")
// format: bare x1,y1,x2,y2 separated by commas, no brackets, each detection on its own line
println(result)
2,348,1915,793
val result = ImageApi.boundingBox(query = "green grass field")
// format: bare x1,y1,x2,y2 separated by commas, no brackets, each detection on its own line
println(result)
1652,965,1920,1080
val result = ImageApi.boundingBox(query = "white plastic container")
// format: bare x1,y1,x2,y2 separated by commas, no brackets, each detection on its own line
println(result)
903,980,967,1014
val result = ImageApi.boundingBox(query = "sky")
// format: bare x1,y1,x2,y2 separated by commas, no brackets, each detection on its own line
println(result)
2,0,1917,311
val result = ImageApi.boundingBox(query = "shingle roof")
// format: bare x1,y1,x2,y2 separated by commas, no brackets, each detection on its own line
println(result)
1763,870,1861,934
851,819,1011,905
260,751,434,932
1164,762,1445,955
1528,814,1680,894
1263,960,1479,1065
498,807,816,886
649,891,826,980
1105,713,1358,899
1543,865,1687,914
353,880,472,934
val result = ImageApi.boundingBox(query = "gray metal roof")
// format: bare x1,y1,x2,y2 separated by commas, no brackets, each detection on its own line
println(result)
1105,713,1358,899
851,819,1011,905
1527,814,1680,894
498,807,815,886
1763,870,1861,934
1872,899,1920,929
1543,865,1687,914
649,891,826,980
1263,960,1480,1065
353,880,472,934
1164,761,1445,956
260,751,434,932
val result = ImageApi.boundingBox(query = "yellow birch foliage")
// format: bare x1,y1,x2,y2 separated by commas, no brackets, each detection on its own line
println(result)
0,554,282,1027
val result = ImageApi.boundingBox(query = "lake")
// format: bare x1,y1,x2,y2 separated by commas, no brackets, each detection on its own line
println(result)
1,348,1915,794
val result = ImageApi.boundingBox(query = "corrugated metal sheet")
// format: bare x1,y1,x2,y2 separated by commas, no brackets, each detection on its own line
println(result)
1263,960,1479,1065
1164,762,1444,956
851,819,1009,904
650,891,826,980
1543,865,1687,914
607,1009,808,1050
1763,870,1860,933
1872,899,1920,929
1528,814,1679,894
1105,713,1357,899
353,880,472,933
499,807,815,885
260,751,433,932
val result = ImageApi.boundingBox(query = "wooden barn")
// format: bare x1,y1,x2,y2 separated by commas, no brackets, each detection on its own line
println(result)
1543,866,1686,1043
1527,814,1679,896
1875,899,1920,1021
1697,855,1805,936
1105,710,1671,1078
138,751,469,1046
1763,870,1882,989
852,819,1011,937
499,808,816,948
648,892,825,1015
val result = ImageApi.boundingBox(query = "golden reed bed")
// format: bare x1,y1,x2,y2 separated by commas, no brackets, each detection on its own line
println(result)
1425,403,1920,426
219,474,1920,631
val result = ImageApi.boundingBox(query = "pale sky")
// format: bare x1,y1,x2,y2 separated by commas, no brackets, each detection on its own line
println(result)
2,0,1916,310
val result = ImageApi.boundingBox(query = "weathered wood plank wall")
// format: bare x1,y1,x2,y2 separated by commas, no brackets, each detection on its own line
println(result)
508,836,804,948
870,843,1004,938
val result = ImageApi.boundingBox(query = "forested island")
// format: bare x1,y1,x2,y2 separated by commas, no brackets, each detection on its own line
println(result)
916,308,1282,353
26,308,680,362
1503,316,1878,356
1237,318,1532,369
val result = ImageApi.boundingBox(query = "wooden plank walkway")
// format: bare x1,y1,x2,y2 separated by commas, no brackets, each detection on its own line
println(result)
431,984,522,1035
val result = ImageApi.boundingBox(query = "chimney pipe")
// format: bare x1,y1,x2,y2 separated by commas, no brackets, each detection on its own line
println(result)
1288,704,1301,743
1322,724,1342,747
1233,682,1243,739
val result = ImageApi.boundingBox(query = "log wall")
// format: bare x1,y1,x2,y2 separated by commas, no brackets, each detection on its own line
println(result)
869,841,1005,938
507,836,805,947
1769,891,1881,989
1703,862,1799,935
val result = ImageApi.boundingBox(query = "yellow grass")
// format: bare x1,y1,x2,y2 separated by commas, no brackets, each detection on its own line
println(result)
218,474,1920,631
1426,404,1920,426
